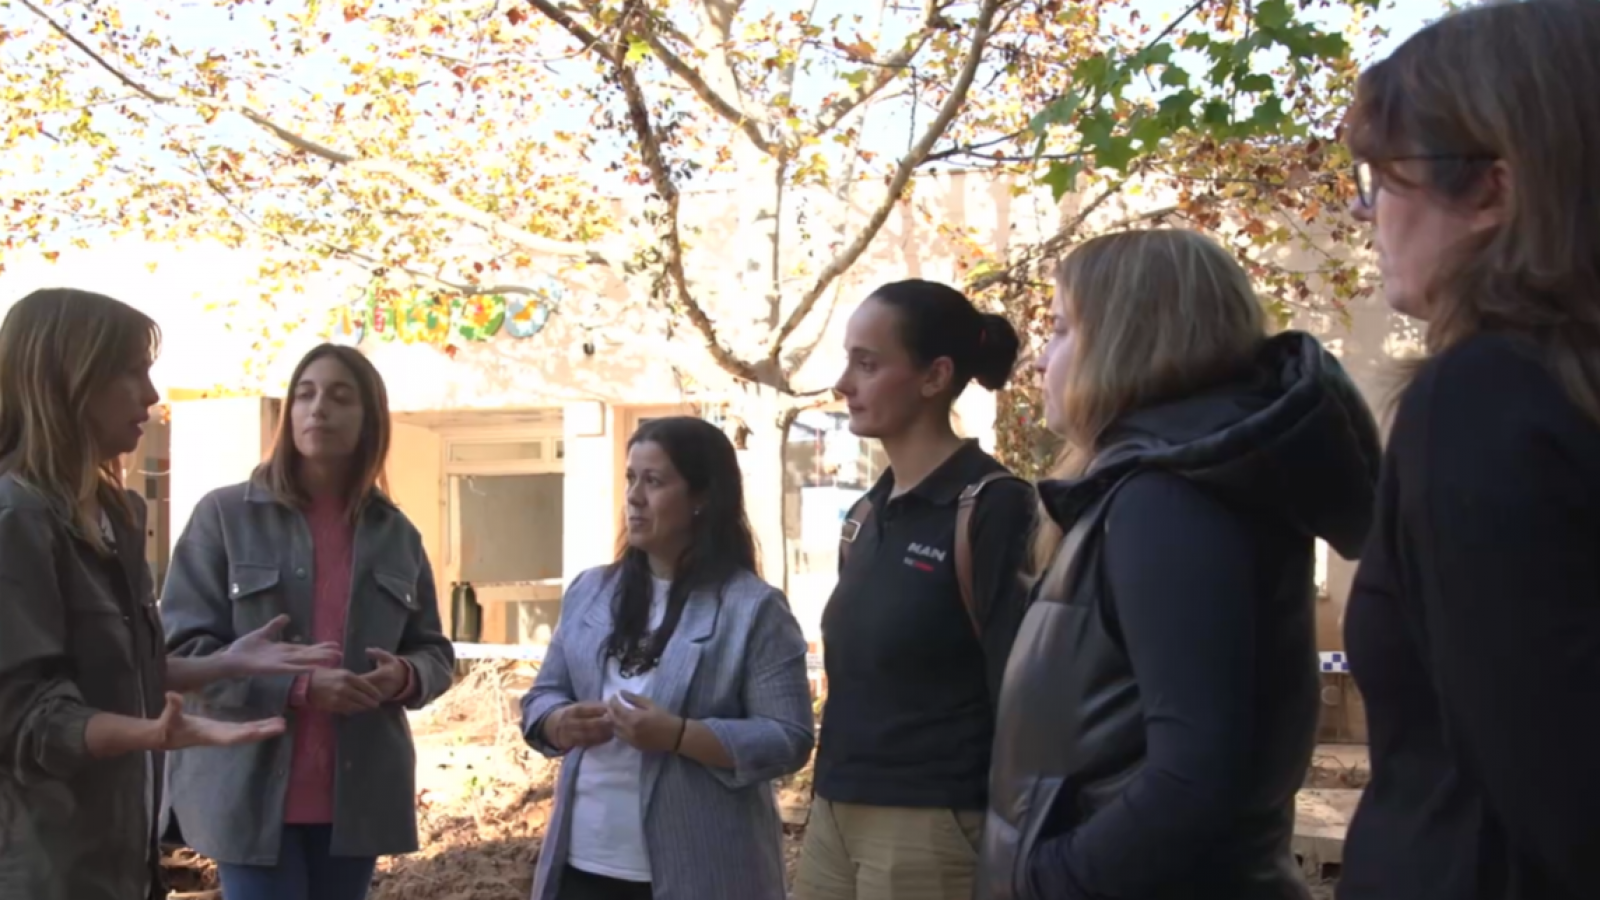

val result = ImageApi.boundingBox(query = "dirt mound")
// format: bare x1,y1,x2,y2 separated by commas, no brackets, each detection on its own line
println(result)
159,664,1334,897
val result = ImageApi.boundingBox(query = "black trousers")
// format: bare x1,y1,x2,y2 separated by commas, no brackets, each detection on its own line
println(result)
558,865,654,900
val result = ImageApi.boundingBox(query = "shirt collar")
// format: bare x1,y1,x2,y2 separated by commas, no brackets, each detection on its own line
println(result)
868,439,990,508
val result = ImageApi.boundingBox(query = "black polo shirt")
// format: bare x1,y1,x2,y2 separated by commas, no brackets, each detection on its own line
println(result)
815,439,1037,810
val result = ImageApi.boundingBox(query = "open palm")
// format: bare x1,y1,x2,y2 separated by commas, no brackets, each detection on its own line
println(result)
223,614,341,676
152,693,286,751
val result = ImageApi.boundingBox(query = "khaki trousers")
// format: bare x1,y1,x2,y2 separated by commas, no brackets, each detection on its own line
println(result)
793,799,984,900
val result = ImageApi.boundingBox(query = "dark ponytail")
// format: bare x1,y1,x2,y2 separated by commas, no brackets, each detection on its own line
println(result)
868,279,1021,397
973,313,1022,391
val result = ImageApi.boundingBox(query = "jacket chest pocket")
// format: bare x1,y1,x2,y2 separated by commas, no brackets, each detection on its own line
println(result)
363,569,419,652
65,584,143,709
227,563,288,634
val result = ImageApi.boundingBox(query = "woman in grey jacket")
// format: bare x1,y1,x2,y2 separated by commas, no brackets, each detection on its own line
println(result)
160,343,455,900
522,416,814,900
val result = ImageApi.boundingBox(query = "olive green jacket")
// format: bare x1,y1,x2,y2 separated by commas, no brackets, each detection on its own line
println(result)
0,475,167,900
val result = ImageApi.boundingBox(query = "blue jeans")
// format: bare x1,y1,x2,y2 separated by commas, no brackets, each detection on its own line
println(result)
216,824,377,900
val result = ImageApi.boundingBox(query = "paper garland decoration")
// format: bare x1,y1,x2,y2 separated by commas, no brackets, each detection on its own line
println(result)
397,290,452,345
335,278,561,347
367,286,397,342
329,283,367,346
505,295,554,338
505,276,563,338
454,293,507,342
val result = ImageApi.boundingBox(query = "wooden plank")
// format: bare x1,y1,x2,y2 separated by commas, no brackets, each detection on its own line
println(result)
1294,788,1362,879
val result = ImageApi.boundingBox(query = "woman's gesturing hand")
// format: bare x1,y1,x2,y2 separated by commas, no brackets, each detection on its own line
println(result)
546,701,614,750
152,692,286,751
608,691,684,754
222,614,341,677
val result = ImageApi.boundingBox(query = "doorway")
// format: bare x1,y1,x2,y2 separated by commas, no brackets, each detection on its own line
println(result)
444,430,565,646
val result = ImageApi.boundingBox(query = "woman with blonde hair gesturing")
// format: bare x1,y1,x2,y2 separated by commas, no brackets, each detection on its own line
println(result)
0,288,340,900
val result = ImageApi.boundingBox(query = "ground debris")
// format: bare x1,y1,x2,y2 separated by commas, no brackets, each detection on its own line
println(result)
160,663,1339,897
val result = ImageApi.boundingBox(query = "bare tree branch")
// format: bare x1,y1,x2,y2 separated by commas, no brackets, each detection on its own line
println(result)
534,0,778,155
808,0,957,139
766,0,1010,362
969,174,1176,295
514,0,771,385
21,0,602,261
924,0,1208,166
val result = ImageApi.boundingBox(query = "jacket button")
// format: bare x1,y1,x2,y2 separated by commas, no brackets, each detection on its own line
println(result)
296,568,308,579
230,583,240,596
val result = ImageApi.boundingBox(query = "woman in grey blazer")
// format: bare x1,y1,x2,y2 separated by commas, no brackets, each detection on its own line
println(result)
522,416,815,900
160,344,455,900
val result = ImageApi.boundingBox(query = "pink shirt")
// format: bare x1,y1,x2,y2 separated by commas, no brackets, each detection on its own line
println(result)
283,493,420,824
283,493,354,824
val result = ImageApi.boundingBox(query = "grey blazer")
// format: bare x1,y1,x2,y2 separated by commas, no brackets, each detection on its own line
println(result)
521,566,814,900
159,479,454,864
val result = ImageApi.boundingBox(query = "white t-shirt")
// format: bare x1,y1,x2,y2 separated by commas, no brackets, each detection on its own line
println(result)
567,577,670,882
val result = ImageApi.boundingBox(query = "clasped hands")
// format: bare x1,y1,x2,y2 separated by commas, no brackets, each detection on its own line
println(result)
303,647,411,714
545,691,684,754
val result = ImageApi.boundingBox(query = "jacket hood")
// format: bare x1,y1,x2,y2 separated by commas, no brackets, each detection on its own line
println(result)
1038,331,1382,560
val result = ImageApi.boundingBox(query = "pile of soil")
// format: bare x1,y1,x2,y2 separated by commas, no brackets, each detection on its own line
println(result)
159,663,1342,898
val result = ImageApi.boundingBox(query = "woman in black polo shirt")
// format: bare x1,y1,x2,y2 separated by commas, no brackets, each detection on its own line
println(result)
794,280,1037,900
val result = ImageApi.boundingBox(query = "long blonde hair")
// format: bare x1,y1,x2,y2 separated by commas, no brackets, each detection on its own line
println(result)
0,289,161,551
1031,229,1266,570
1346,0,1600,423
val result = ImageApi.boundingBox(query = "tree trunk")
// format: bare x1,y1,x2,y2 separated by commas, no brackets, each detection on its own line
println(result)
730,390,793,592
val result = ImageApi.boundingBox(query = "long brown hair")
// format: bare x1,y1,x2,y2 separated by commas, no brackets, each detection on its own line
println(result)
0,289,161,551
255,343,391,517
1345,0,1600,422
1031,229,1266,570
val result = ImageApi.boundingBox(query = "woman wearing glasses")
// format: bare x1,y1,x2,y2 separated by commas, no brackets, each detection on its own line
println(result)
1340,2,1600,898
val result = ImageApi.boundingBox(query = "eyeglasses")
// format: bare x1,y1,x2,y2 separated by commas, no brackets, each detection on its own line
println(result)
1353,155,1498,208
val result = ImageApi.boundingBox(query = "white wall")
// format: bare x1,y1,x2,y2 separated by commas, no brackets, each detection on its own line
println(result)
167,397,276,558
388,422,447,635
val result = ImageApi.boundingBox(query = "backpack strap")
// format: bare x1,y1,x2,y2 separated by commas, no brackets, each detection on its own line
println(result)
954,472,1031,639
837,492,875,573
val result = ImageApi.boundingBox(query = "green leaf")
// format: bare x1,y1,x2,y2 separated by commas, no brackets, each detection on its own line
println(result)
1078,109,1116,150
1237,73,1275,93
1255,0,1294,31
1159,66,1190,88
1129,42,1176,71
1156,88,1200,125
1248,96,1288,130
1094,134,1139,172
1028,90,1083,136
1310,32,1349,59
1041,159,1083,201
1129,113,1171,149
1201,98,1233,128
1071,53,1113,94
1181,32,1210,51
843,69,870,89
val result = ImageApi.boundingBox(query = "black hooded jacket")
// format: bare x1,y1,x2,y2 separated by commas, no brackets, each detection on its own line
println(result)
976,331,1382,900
